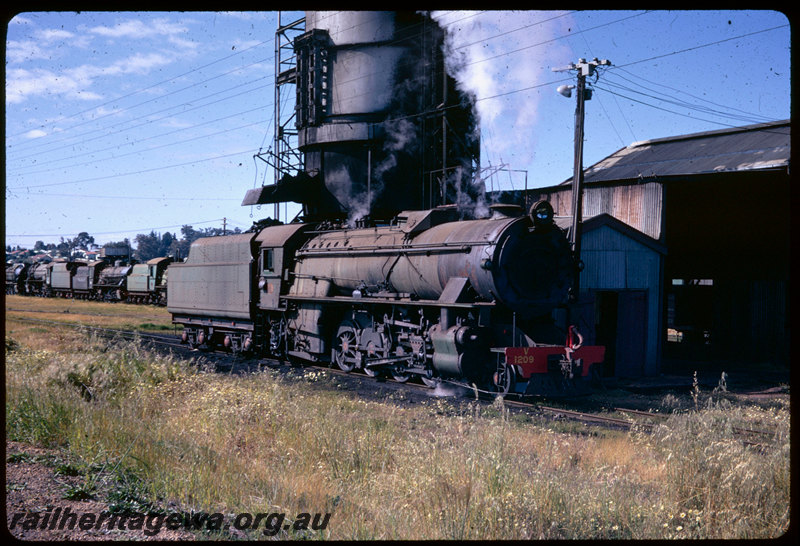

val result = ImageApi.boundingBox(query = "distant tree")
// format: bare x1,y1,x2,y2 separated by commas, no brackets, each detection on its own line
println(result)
168,225,197,260
103,238,131,249
134,231,163,262
180,225,199,243
160,232,175,257
73,232,95,250
34,240,45,251
57,237,70,255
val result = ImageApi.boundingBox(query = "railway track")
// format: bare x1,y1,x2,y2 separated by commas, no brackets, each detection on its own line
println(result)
6,306,168,321
7,315,185,350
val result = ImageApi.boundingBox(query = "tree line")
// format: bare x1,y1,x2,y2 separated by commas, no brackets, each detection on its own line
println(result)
131,225,242,261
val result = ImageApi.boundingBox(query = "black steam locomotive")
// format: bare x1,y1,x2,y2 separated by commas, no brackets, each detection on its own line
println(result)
168,201,604,395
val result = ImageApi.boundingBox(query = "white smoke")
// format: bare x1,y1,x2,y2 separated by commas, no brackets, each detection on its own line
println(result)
326,165,371,228
373,117,417,182
432,11,575,186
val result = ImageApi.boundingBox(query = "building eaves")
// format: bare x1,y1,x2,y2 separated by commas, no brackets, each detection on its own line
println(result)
560,119,790,185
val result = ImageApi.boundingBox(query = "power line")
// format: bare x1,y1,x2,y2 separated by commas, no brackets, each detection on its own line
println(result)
598,78,771,125
609,67,775,123
6,219,226,238
7,192,241,202
8,110,270,178
9,147,260,190
5,13,789,195
593,85,748,129
610,24,788,71
7,61,274,161
6,11,473,157
5,31,275,142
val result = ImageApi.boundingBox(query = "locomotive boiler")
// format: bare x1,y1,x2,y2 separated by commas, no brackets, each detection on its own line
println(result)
168,202,604,395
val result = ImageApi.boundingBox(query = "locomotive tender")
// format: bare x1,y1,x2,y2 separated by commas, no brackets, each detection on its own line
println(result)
168,202,604,395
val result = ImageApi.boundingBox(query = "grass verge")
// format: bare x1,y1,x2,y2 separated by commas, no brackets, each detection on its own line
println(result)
4,327,790,540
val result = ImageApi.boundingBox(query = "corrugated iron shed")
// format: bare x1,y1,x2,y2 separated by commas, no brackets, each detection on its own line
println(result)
572,119,789,184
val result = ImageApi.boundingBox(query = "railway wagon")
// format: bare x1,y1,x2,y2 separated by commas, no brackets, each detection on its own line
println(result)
169,204,604,395
168,225,311,352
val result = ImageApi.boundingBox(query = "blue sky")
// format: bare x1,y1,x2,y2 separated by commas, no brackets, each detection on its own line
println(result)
4,10,791,249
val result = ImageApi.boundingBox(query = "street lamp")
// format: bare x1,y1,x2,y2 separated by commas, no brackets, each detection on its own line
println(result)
553,58,611,301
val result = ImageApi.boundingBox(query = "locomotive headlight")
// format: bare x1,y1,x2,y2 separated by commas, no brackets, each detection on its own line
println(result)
530,200,555,228
258,278,267,290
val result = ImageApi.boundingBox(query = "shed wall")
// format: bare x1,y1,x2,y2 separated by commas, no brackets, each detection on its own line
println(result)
578,224,663,376
531,182,664,241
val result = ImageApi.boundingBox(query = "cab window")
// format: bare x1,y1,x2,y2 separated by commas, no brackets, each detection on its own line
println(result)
262,249,274,273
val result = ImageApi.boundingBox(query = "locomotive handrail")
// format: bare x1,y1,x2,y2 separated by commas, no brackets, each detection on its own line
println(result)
282,293,496,309
296,242,480,257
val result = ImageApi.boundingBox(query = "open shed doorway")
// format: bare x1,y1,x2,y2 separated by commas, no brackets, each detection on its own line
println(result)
594,290,648,378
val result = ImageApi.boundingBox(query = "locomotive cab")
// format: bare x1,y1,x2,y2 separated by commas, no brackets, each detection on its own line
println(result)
255,223,312,310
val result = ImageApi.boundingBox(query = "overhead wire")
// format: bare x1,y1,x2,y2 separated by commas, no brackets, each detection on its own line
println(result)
6,218,227,238
6,10,564,174
592,84,752,129
6,10,467,156
570,19,632,147
5,30,277,142
8,11,478,182
6,12,788,196
606,67,775,124
10,11,785,162
6,58,275,161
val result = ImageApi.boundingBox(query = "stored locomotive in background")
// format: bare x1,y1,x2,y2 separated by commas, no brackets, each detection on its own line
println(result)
5,256,172,305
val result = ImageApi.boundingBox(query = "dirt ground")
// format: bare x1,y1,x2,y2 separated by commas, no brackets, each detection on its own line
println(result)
5,441,198,541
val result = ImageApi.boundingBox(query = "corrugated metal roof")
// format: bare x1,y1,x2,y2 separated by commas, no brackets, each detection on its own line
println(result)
555,213,667,255
569,119,789,184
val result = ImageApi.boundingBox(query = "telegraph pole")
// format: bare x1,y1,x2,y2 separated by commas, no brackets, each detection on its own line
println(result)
553,57,611,301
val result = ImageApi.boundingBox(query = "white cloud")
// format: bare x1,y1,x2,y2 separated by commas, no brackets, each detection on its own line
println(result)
113,53,173,75
6,50,173,105
89,18,188,40
7,66,102,104
5,39,48,64
38,28,75,41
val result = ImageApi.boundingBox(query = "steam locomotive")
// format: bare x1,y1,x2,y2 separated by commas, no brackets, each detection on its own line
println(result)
168,202,604,395
5,256,172,305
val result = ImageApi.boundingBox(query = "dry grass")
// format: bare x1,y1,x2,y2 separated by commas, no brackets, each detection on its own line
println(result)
4,313,791,540
5,294,175,341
